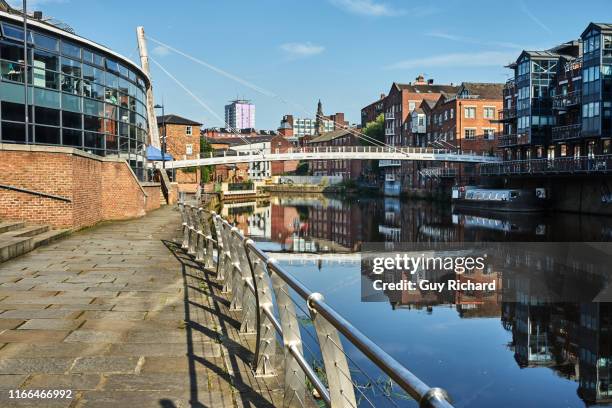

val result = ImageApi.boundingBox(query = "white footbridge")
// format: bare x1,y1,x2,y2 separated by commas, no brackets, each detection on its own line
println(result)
155,146,501,169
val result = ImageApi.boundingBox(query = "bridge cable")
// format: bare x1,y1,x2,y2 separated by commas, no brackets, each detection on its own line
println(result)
150,57,262,152
146,36,425,155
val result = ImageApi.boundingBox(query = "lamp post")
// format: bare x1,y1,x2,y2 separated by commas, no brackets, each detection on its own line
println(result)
23,0,29,144
154,104,166,169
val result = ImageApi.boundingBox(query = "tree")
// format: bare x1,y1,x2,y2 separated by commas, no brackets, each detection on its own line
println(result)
362,113,385,146
199,136,214,183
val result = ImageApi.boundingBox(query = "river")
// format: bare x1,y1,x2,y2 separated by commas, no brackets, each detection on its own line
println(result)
219,193,612,408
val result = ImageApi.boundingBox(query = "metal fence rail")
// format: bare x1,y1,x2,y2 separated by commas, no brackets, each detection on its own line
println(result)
178,202,455,408
480,154,612,176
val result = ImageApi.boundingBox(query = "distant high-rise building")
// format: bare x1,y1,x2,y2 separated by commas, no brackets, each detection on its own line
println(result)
225,99,255,130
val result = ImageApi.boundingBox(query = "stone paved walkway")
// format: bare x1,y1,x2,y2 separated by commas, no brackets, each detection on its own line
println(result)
0,205,282,408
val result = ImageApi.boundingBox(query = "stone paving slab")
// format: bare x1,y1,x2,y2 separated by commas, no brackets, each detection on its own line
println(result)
0,206,288,407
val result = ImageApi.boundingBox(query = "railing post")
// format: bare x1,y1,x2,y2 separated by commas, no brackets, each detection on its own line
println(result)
270,272,306,407
308,293,357,408
228,228,246,311
250,256,278,376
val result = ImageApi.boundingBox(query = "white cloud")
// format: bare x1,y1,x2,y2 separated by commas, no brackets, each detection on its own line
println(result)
519,1,552,34
385,51,517,70
279,42,325,58
152,45,171,57
329,0,401,17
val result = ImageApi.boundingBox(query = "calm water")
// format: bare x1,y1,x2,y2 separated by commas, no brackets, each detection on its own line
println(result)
219,194,612,408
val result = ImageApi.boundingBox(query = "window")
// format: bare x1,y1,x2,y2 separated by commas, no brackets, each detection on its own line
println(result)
61,41,81,59
32,32,58,51
186,144,193,155
464,107,476,119
483,128,495,140
484,107,495,119
186,125,192,136
450,108,454,119
464,128,476,140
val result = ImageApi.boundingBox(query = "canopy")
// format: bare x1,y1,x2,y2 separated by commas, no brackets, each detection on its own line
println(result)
146,145,173,161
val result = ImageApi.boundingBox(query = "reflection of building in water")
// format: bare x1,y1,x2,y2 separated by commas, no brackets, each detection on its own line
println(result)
221,201,271,239
308,199,368,252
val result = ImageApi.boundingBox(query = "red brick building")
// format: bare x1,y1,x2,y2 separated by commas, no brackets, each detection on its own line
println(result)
360,93,386,127
157,114,202,193
307,129,363,179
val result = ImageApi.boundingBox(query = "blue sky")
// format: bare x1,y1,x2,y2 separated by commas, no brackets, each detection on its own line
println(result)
14,0,612,129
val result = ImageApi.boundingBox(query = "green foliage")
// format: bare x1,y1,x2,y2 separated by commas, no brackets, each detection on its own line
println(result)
362,113,385,146
295,161,309,175
199,136,214,182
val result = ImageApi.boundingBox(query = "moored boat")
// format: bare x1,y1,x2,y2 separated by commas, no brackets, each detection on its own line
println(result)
451,186,549,212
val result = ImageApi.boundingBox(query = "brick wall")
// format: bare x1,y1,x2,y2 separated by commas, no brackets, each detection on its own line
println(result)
162,123,200,192
0,144,160,229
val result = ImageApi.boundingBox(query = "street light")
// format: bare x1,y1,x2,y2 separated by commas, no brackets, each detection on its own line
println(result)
154,104,166,169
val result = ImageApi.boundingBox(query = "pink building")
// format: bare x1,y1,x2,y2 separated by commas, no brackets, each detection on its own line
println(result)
224,99,255,130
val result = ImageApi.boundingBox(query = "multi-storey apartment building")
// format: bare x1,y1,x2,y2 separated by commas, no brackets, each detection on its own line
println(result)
360,93,386,127
489,23,612,173
307,128,363,179
224,99,255,131
379,76,458,195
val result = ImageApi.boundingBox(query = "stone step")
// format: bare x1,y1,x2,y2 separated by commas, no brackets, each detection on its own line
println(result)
31,228,71,248
3,225,50,238
0,223,70,263
0,221,26,233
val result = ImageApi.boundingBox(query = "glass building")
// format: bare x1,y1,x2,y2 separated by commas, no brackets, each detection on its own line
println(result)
0,7,150,179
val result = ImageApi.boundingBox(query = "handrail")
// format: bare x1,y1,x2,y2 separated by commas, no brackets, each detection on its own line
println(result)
178,202,455,408
0,184,72,202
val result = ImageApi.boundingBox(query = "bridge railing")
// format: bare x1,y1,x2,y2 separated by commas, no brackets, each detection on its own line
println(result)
480,154,612,175
178,202,455,408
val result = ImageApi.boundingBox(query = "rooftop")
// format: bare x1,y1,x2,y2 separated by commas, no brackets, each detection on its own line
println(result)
308,128,353,144
157,114,202,126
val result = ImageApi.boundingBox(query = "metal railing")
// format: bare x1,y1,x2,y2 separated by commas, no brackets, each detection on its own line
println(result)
480,155,612,176
178,203,455,408
419,167,457,179
551,123,582,141
0,184,72,202
552,91,581,110
497,134,518,147
500,108,516,120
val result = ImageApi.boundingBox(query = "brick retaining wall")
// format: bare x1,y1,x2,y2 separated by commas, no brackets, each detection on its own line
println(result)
0,144,161,229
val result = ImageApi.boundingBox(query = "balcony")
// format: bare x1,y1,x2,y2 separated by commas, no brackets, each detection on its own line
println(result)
551,123,582,142
384,112,395,120
385,128,395,136
480,155,612,176
500,107,517,121
498,134,518,147
552,91,581,110
379,160,401,167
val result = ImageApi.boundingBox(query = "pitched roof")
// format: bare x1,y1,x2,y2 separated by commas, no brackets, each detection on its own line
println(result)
308,128,353,144
394,82,459,94
211,135,276,146
157,114,202,126
581,22,612,38
459,82,504,100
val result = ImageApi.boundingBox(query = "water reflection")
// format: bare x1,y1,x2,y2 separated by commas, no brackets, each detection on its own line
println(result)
220,194,612,407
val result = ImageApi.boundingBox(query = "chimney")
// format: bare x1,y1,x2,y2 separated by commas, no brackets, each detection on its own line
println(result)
380,93,386,100
33,11,43,20
427,79,434,85
415,74,426,85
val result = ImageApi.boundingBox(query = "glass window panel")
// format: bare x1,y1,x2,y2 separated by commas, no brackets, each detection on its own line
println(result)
82,49,93,64
83,98,104,116
105,72,118,88
61,58,82,77
32,68,58,89
0,60,25,83
90,83,104,101
84,131,103,148
106,134,118,150
118,92,128,109
62,128,82,146
33,50,58,71
61,74,81,95
62,110,81,128
32,32,58,51
1,101,24,121
33,87,59,108
128,69,136,81
93,52,104,67
104,118,117,134
106,59,118,73
105,88,118,104
1,23,26,41
84,114,103,132
119,107,129,123
119,121,129,137
34,125,60,144
118,64,128,78
119,136,128,151
0,42,24,62
34,106,59,126
0,81,30,104
1,121,25,142
61,41,81,59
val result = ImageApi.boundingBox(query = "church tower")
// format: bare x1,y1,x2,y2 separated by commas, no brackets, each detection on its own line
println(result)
315,99,324,136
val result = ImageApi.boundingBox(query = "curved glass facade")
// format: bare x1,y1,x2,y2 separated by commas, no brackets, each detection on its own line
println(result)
0,16,149,179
